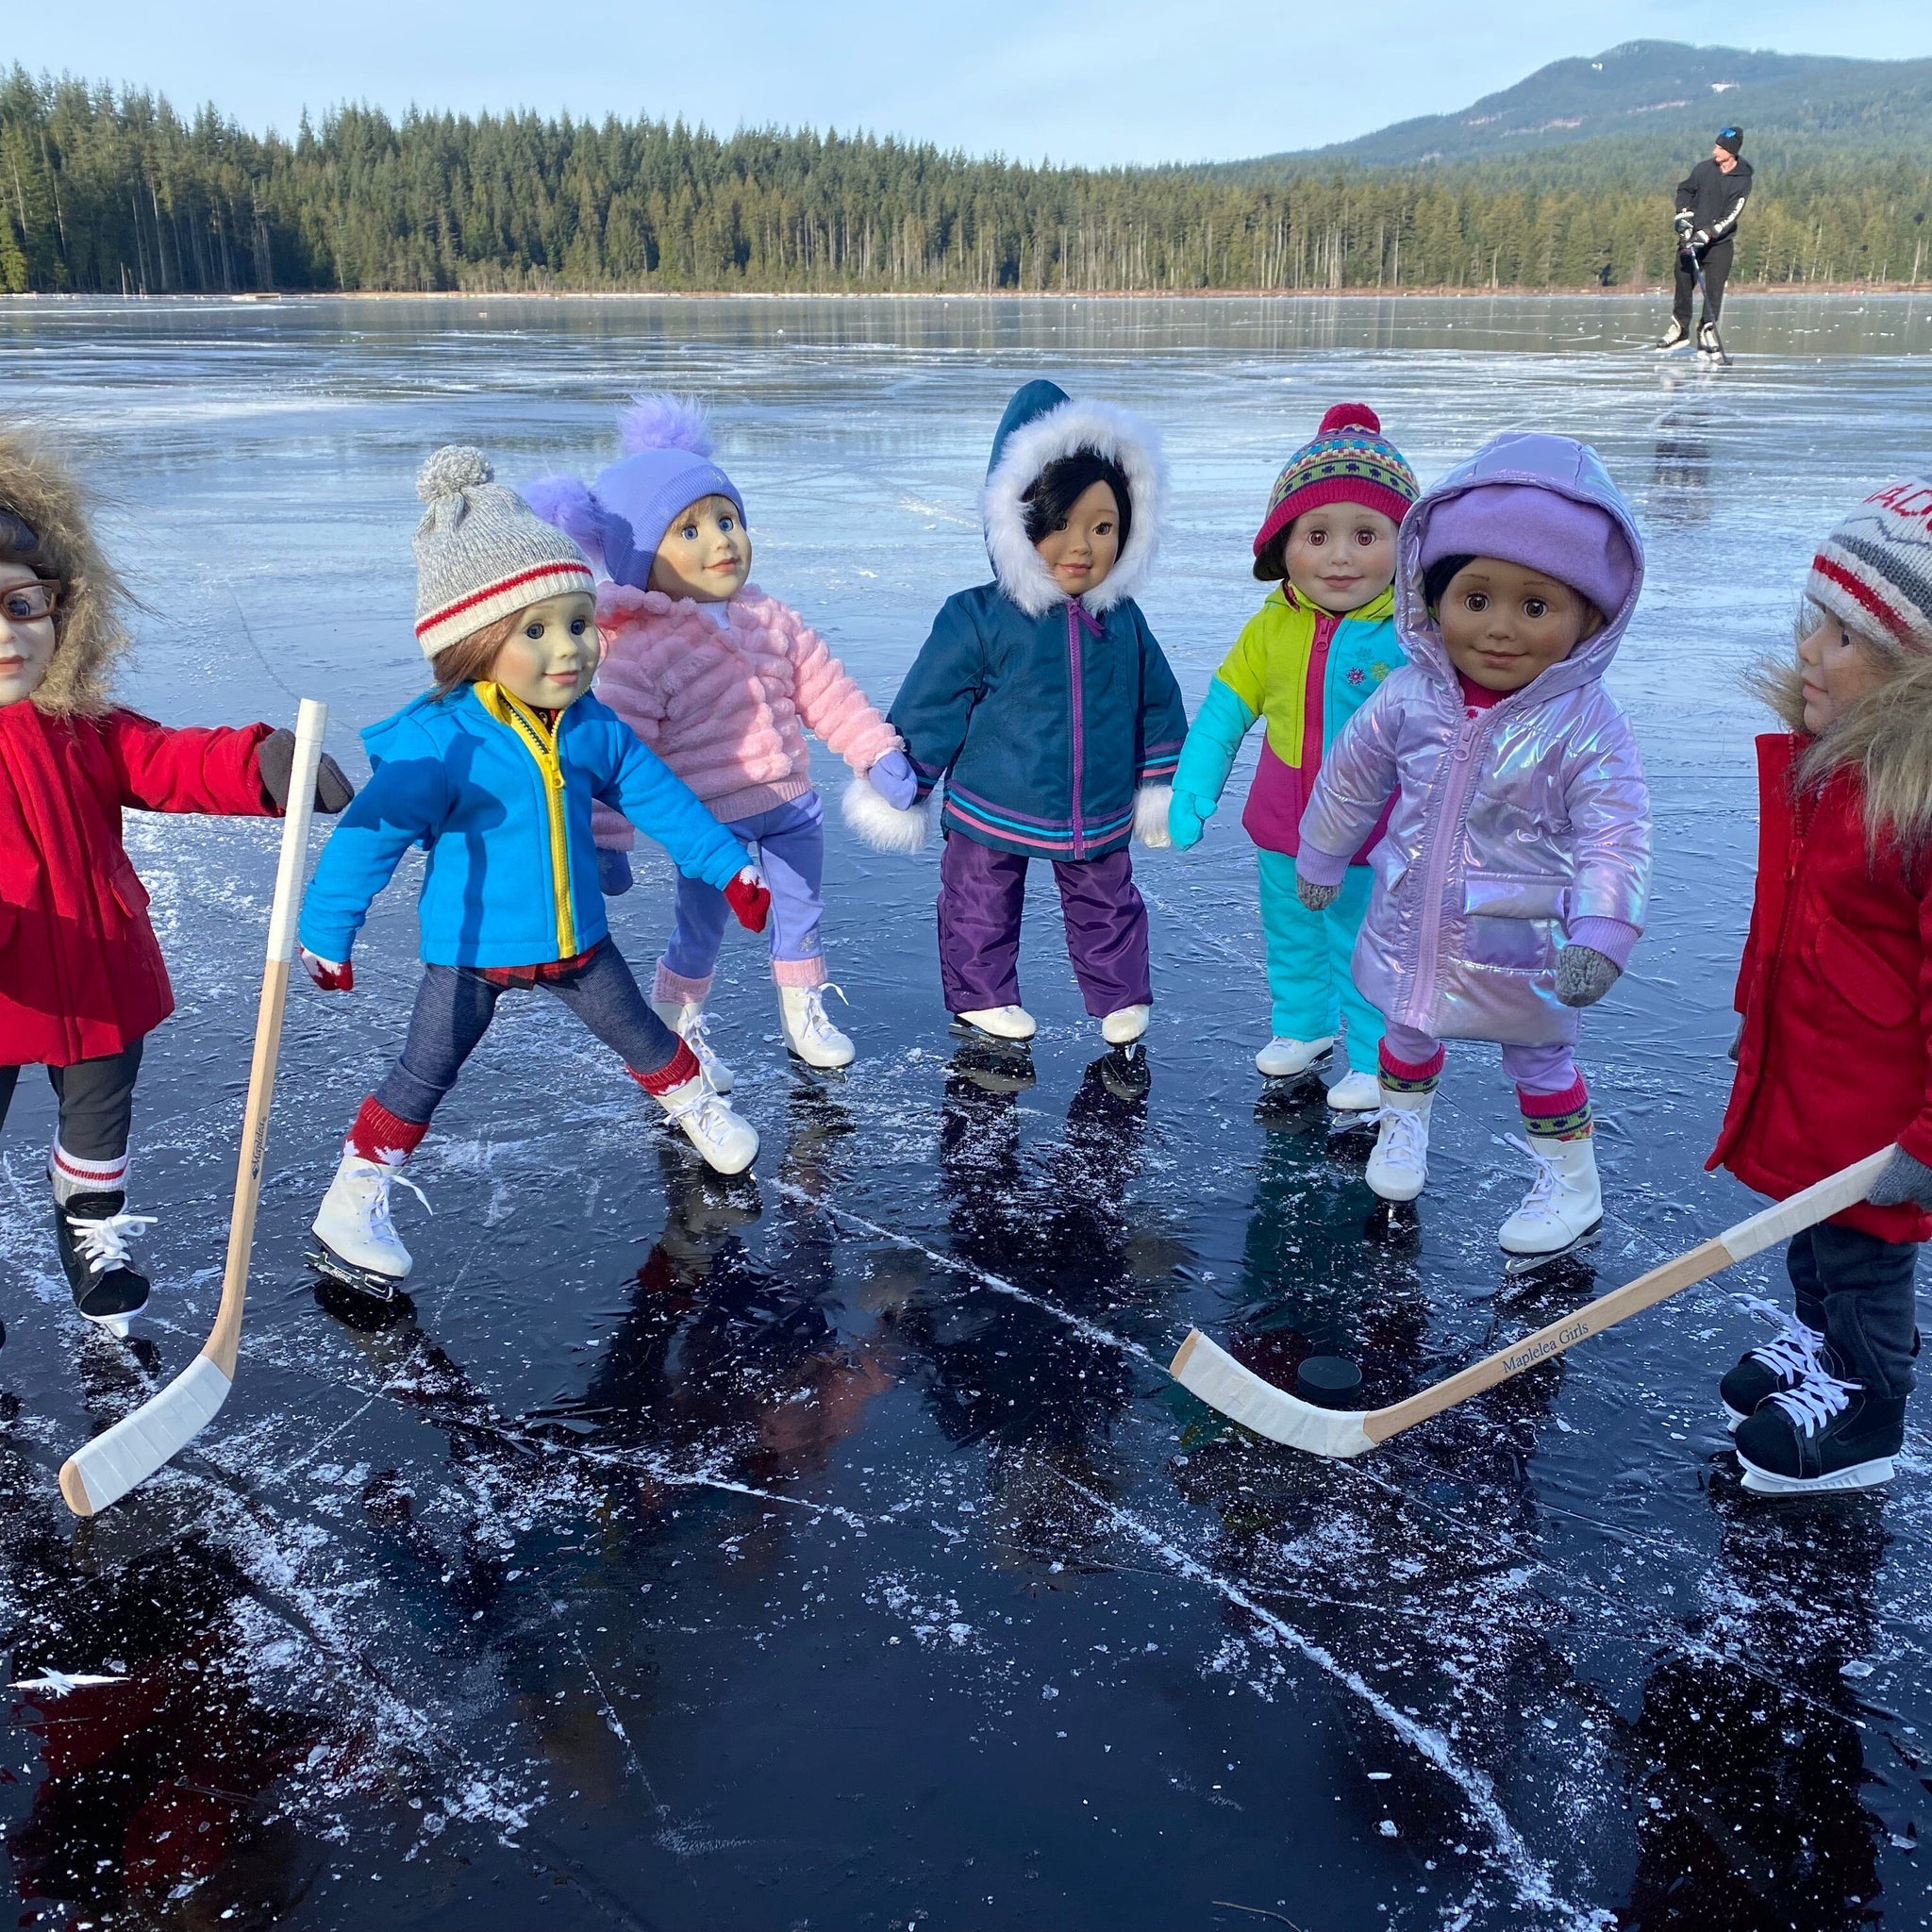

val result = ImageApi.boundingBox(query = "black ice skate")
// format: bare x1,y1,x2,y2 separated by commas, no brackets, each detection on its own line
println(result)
1652,320,1690,352
1734,1367,1905,1495
54,1191,155,1335
1719,1295,1824,1429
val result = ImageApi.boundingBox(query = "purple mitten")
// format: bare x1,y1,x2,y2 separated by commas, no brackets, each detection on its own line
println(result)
868,749,918,810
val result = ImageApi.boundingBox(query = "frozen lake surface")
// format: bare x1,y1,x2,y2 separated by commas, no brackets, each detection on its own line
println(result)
3,291,1931,1929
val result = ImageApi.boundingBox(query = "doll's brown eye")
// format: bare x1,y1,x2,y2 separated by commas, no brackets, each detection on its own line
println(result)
1357,530,1376,546
1465,592,1487,611
1524,600,1547,620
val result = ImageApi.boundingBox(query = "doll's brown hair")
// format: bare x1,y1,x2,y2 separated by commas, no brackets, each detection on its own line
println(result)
430,610,520,696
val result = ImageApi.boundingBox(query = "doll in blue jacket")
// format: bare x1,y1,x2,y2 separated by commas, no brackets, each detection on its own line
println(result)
297,449,772,1294
847,380,1187,1048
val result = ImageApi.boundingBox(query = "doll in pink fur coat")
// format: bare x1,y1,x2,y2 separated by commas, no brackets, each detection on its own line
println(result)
528,397,911,1080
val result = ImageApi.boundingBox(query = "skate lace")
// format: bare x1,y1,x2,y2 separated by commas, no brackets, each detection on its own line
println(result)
1767,1365,1857,1438
1372,1107,1428,1174
663,1076,734,1137
1735,1293,1824,1381
66,1210,157,1275
798,983,849,1043
683,1008,721,1064
358,1155,430,1227
1503,1134,1561,1225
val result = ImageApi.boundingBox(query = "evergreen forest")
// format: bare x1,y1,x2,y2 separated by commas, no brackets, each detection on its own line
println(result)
4,66,1928,299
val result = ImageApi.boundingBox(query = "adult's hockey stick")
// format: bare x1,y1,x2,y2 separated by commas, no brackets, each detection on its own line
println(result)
1170,1147,1893,1459
1687,247,1732,366
59,698,327,1516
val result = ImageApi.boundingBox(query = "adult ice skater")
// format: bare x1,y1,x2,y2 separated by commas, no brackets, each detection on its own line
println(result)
1657,125,1753,354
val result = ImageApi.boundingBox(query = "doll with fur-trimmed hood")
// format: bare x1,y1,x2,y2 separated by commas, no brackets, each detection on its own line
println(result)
0,429,351,1337
528,397,908,1085
849,379,1187,1050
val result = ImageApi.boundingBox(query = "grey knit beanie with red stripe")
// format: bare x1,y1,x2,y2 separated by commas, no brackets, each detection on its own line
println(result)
1807,477,1932,656
412,446,595,658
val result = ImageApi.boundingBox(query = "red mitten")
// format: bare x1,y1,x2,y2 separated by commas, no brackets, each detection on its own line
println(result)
724,868,771,933
301,947,355,991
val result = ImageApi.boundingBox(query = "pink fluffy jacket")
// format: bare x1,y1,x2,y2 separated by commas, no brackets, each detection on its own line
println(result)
591,582,902,845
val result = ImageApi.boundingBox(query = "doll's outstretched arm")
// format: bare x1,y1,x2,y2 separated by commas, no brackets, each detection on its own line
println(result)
298,749,451,968
104,711,280,816
782,605,901,775
1169,679,1257,849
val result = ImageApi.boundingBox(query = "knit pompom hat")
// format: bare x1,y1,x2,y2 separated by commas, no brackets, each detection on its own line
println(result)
411,447,594,659
1252,403,1419,572
526,396,744,594
1807,476,1932,656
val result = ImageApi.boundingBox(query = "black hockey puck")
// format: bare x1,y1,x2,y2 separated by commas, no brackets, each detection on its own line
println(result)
1295,1356,1363,1409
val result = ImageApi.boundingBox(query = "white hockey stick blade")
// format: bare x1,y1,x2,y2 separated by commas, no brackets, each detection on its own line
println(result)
58,1352,232,1517
1169,1330,1374,1458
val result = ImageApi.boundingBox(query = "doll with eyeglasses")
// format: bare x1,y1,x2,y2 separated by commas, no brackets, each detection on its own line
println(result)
0,429,352,1338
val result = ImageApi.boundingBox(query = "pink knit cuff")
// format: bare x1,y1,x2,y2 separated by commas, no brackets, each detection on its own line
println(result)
773,955,828,988
653,962,713,1006
1564,917,1640,972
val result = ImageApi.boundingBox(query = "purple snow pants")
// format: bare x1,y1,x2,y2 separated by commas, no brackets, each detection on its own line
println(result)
938,832,1151,1018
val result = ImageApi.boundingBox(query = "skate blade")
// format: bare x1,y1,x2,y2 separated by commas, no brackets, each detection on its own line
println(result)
78,1307,137,1339
1501,1222,1603,1278
306,1246,408,1303
1739,1454,1896,1496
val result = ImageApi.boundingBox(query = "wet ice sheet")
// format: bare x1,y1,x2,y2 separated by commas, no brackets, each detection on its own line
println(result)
1,293,1930,1929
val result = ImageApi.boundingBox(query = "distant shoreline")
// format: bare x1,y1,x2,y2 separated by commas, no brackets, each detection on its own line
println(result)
2,282,1925,305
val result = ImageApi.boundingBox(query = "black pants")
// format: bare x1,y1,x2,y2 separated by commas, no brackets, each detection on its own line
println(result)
1673,235,1734,329
0,1040,145,1163
374,945,681,1126
1787,1223,1921,1400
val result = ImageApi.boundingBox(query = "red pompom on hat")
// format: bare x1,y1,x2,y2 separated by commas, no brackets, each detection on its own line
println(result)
1253,403,1420,566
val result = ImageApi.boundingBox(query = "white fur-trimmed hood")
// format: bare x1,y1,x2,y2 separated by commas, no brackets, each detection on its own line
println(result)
980,397,1167,620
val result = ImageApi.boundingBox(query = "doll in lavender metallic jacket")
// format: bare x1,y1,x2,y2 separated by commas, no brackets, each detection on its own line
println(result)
1295,431,1653,1264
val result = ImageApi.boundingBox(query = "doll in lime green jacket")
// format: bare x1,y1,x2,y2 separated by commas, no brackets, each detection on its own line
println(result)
1168,405,1419,1107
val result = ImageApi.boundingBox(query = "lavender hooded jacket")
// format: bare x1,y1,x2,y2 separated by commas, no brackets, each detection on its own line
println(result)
1298,434,1652,1049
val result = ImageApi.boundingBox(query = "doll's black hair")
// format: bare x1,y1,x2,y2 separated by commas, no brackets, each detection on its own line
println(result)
1023,450,1132,554
0,506,42,568
1253,525,1291,585
1423,553,1476,611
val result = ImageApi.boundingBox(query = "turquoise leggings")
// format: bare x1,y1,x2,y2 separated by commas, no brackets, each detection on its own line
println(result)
1255,851,1383,1074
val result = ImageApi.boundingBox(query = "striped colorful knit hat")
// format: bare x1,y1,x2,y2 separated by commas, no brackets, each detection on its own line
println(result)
1807,476,1932,655
1253,403,1419,565
412,446,595,659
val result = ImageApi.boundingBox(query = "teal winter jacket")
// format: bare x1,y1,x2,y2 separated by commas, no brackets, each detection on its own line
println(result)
299,682,747,970
884,378,1186,861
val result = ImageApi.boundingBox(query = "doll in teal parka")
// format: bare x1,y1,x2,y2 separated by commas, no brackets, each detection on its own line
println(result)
1167,404,1420,1108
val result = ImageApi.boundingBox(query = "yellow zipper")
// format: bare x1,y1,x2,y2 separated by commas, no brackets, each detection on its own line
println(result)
477,682,575,960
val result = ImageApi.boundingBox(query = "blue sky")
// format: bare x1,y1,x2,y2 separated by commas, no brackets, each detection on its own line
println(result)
22,0,1932,165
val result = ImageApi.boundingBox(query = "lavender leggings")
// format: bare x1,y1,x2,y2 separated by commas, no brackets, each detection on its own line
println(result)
1382,1021,1577,1096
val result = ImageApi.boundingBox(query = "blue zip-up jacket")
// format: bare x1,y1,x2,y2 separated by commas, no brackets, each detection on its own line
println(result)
299,682,747,970
885,379,1187,862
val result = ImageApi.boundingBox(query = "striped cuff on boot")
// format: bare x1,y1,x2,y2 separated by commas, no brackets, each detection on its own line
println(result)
1520,1076,1592,1141
631,1039,702,1097
1377,1041,1444,1094
348,1096,429,1164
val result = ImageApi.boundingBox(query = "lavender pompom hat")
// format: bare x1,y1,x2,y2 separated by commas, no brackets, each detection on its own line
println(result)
525,396,743,591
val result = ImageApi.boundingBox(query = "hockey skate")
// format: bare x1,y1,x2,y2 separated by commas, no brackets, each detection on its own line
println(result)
1256,1034,1334,1080
1735,1367,1905,1495
309,1147,421,1300
1720,1296,1825,1430
1101,1004,1150,1047
652,996,733,1092
656,1071,758,1175
1498,1134,1603,1275
1364,1089,1430,1203
1696,321,1724,358
54,1192,156,1336
1652,319,1690,351
778,982,855,1069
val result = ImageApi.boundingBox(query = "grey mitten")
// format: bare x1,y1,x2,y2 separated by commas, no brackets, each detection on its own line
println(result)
1866,1147,1932,1211
1296,876,1341,913
259,728,355,813
1556,944,1620,1008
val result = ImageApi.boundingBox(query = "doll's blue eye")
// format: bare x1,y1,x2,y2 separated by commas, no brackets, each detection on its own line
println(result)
525,623,543,639
719,515,736,532
570,617,588,635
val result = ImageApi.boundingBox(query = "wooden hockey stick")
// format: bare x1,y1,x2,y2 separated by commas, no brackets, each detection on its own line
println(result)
1170,1146,1895,1459
59,698,327,1517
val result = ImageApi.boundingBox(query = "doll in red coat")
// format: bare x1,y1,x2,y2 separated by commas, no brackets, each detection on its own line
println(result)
1711,476,1932,1494
0,431,350,1336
